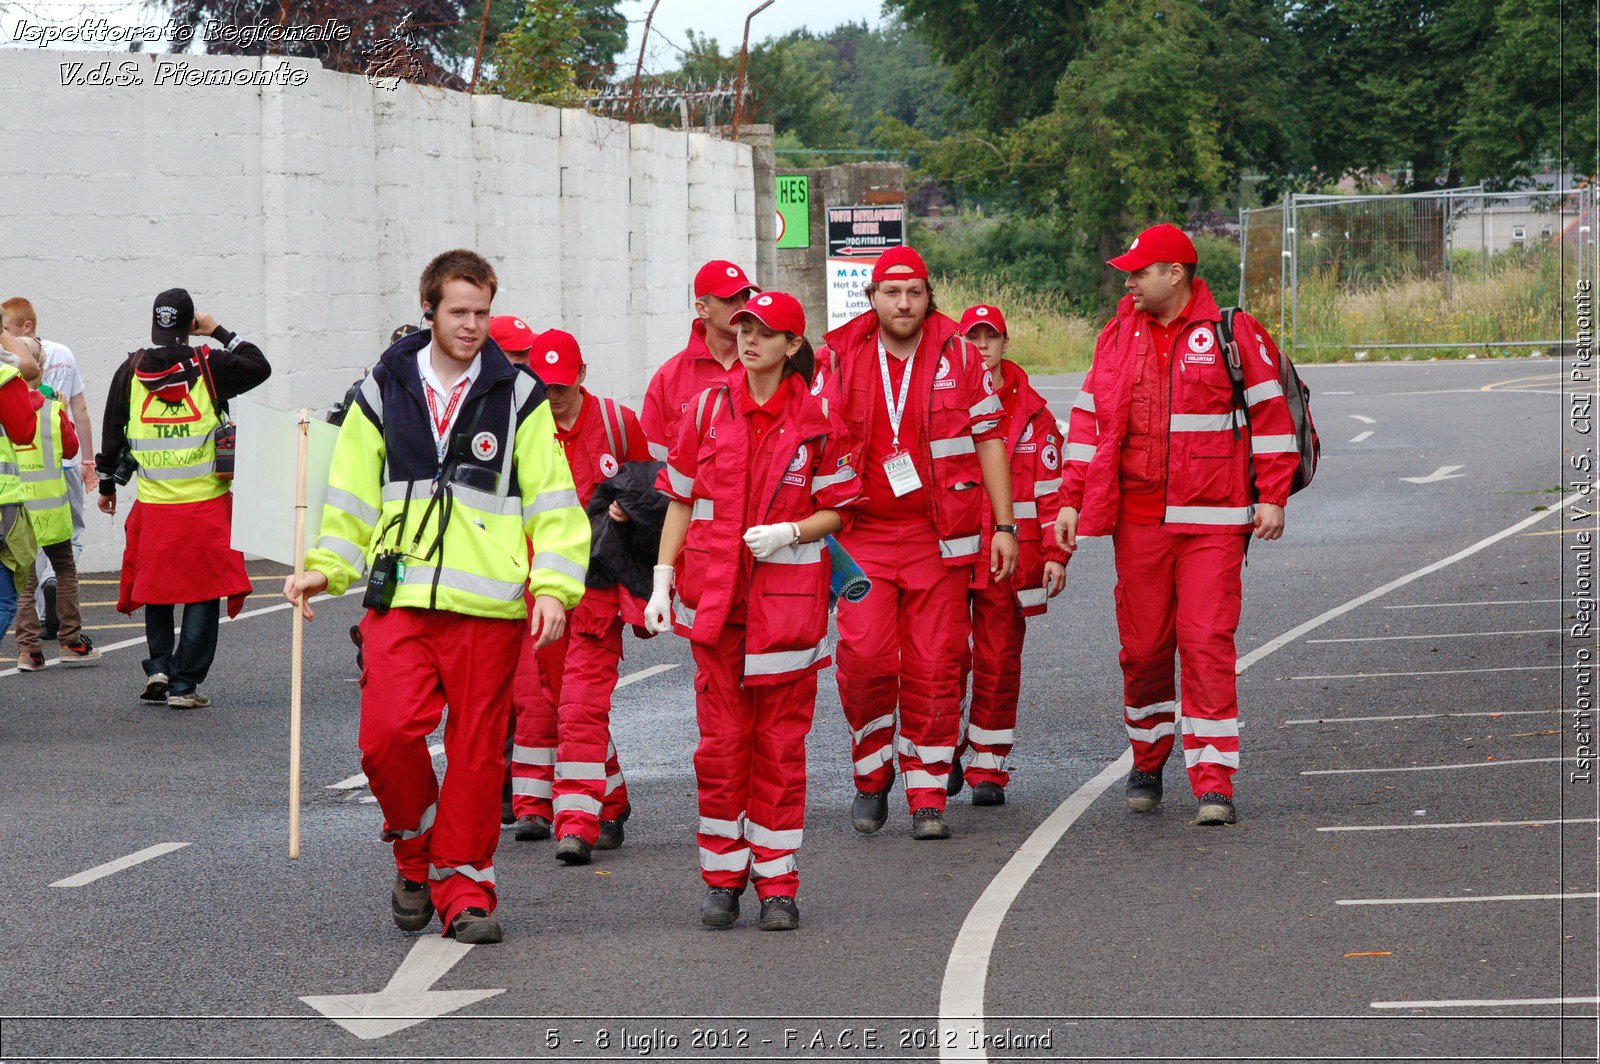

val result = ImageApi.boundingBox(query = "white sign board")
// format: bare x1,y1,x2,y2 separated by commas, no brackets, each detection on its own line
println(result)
229,396,341,567
824,204,905,330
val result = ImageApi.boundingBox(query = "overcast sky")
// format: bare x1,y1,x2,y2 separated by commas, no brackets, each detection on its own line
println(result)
616,0,883,72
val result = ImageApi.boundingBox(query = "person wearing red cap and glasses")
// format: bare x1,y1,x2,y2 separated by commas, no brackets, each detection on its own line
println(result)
645,291,864,931
489,315,537,369
948,304,1068,807
505,328,652,866
1054,223,1298,826
812,246,1015,841
640,260,759,459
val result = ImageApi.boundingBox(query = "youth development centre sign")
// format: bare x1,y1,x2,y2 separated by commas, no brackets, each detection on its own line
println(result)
826,204,905,330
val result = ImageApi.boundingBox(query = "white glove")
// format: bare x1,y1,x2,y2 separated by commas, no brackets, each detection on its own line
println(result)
743,522,800,560
643,564,674,634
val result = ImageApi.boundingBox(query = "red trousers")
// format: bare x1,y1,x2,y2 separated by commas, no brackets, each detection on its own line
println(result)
1111,521,1246,798
509,588,630,841
835,516,970,814
358,607,523,929
956,578,1027,787
692,622,816,899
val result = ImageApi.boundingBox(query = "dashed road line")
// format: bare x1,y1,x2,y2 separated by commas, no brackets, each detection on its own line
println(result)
1350,414,1376,424
1338,892,1599,907
51,842,189,888
1285,708,1560,725
1384,598,1564,609
1305,629,1561,644
1349,431,1374,444
1290,665,1562,679
1371,996,1600,1010
1320,817,1599,833
1303,757,1573,776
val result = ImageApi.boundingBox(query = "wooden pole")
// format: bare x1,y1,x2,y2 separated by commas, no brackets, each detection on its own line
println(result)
470,0,494,92
288,409,310,859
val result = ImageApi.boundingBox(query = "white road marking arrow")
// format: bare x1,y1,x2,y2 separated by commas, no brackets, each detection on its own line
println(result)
1349,414,1376,424
1401,465,1466,484
301,936,504,1040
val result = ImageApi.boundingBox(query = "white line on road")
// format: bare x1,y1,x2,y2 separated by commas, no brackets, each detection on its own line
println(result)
1320,817,1600,833
51,842,189,888
1384,598,1564,609
1349,414,1376,424
938,488,1590,1064
1305,628,1562,643
1291,665,1562,679
1323,391,1355,395
1372,996,1600,1010
1337,892,1598,907
616,663,678,688
1349,431,1374,443
1285,708,1560,725
1303,757,1573,776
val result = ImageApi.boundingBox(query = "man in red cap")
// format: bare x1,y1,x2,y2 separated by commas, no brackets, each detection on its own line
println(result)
507,328,653,866
814,245,1016,840
640,260,758,459
489,315,537,369
1054,223,1299,826
949,304,1067,807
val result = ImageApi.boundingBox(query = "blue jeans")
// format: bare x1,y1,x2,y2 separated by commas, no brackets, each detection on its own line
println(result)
143,599,221,695
0,560,17,645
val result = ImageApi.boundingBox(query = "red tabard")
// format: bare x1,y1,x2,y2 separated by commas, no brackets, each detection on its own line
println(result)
117,493,252,615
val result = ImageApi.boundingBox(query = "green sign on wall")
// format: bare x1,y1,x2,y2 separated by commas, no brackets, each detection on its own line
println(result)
776,174,810,249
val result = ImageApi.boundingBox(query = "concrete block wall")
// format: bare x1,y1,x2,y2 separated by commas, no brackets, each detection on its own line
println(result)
0,50,759,571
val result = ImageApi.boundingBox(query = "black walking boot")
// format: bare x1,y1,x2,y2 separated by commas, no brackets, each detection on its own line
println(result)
1125,769,1163,813
1195,792,1238,825
850,789,890,834
700,886,740,928
758,895,800,931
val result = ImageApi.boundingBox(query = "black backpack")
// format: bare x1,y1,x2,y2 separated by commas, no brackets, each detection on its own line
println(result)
1215,308,1319,495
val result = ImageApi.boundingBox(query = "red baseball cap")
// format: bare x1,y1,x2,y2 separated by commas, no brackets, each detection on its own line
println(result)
959,304,1008,336
530,329,583,387
870,245,929,283
1107,223,1197,272
694,260,760,300
490,314,536,354
730,290,806,335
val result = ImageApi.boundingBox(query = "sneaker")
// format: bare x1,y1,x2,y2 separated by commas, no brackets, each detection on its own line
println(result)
166,691,212,710
17,650,45,672
700,886,740,928
555,834,592,866
1125,769,1163,813
850,789,890,835
59,634,101,667
911,807,951,840
140,673,170,704
946,758,965,797
446,907,503,944
391,874,435,932
1196,793,1238,826
971,781,1006,806
758,895,801,931
595,802,631,851
41,578,58,640
513,815,552,842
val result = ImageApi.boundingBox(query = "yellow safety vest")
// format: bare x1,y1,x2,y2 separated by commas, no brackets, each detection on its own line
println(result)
17,396,71,546
126,366,227,505
0,363,23,508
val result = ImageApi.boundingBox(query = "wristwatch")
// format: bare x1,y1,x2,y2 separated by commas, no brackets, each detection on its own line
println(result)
994,523,1019,536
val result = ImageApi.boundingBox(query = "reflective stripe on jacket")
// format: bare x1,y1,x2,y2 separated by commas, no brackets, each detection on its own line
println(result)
976,361,1065,617
19,396,71,546
126,367,225,506
0,364,23,508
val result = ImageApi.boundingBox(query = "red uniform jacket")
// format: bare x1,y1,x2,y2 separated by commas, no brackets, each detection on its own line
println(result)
974,360,1065,616
814,309,1005,566
640,320,743,460
658,373,864,685
1061,280,1298,536
556,388,652,630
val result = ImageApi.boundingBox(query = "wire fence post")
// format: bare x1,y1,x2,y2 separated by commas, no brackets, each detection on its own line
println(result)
1288,194,1299,348
1278,196,1289,337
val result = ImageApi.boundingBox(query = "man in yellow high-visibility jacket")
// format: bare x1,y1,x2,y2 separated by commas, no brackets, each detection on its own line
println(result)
285,249,590,945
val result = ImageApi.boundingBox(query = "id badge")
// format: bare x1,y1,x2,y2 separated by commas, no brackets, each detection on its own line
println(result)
883,449,922,497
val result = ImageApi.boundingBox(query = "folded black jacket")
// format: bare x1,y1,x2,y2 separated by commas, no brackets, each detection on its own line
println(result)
586,460,668,600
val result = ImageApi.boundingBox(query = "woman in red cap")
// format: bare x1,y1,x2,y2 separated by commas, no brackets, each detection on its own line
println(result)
645,291,863,931
950,304,1068,807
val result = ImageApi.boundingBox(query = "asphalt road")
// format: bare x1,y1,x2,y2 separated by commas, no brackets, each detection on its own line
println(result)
0,355,1594,1063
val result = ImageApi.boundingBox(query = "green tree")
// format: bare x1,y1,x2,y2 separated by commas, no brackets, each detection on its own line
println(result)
487,0,590,105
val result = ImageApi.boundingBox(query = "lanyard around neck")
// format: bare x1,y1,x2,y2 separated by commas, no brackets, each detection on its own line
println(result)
877,337,915,449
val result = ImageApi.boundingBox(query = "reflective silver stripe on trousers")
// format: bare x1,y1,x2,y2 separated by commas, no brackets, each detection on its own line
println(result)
969,751,1006,771
1126,700,1177,721
1170,411,1245,432
744,638,828,677
554,794,604,816
759,540,823,566
381,803,437,842
523,487,581,521
1073,392,1095,413
1251,434,1298,455
1012,501,1037,519
512,778,552,799
317,534,367,570
1164,504,1255,525
1184,746,1240,769
1034,477,1062,495
1016,586,1047,609
939,535,981,559
854,745,895,775
1183,716,1240,739
691,498,714,521
401,565,524,601
136,460,215,481
852,713,894,743
699,847,750,873
744,821,803,850
1127,720,1176,742
904,769,948,790
967,725,1014,745
1243,380,1284,406
698,814,745,839
512,745,555,765
751,854,797,879
605,772,624,794
531,551,587,583
666,465,694,498
428,861,495,885
929,435,975,459
1067,443,1097,463
324,486,380,526
555,761,607,780
896,735,955,763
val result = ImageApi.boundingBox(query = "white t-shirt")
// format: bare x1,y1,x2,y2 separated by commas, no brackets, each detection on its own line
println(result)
417,344,480,460
39,339,85,467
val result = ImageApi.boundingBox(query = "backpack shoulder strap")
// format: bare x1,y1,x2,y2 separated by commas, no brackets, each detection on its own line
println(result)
194,345,229,418
598,397,622,457
693,385,730,437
